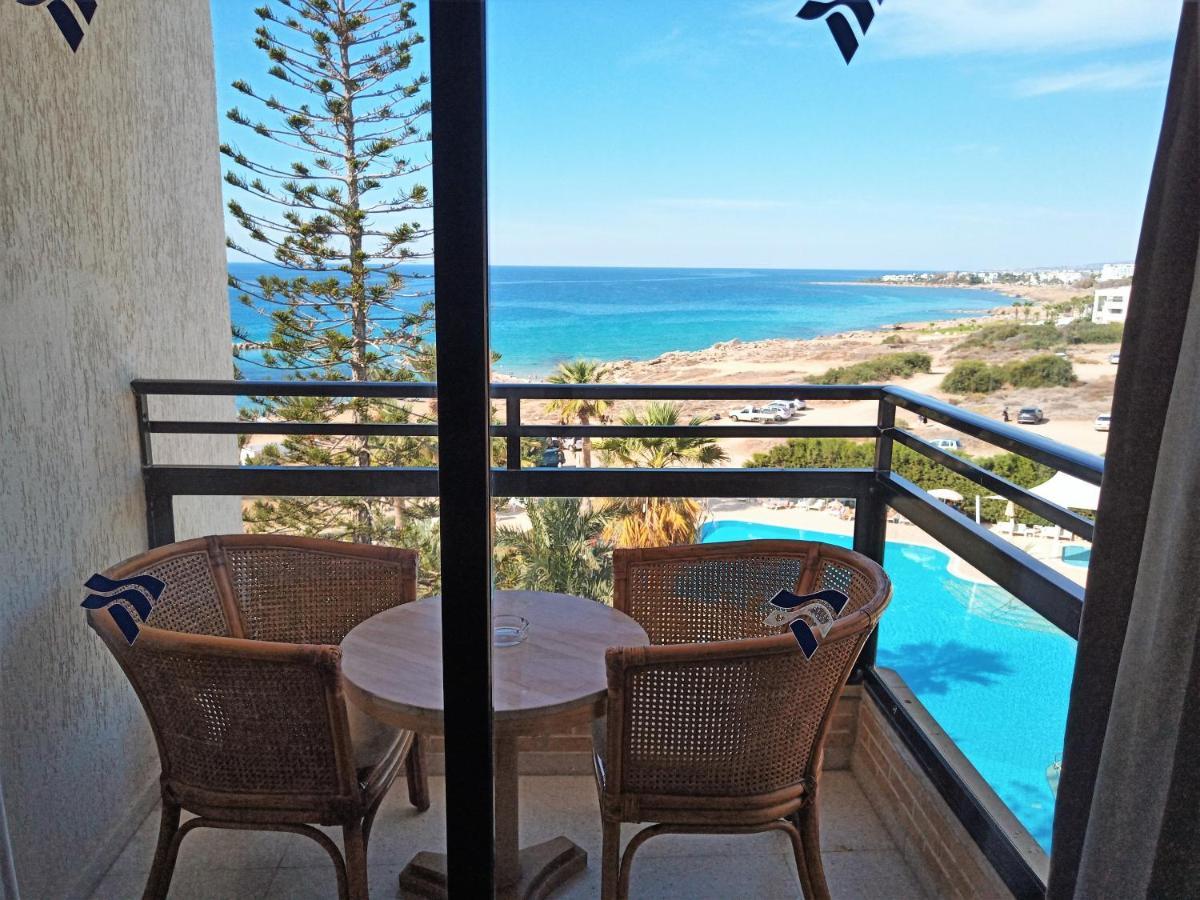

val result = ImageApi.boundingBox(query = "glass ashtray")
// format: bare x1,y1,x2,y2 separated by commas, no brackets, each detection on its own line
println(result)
493,614,529,647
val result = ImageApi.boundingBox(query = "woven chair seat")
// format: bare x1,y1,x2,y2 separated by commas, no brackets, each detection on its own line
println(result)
348,703,409,778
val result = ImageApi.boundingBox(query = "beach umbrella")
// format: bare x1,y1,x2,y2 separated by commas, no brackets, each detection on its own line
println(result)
929,488,964,504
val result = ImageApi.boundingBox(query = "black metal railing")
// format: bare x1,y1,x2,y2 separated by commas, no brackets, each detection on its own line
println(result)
132,377,1104,898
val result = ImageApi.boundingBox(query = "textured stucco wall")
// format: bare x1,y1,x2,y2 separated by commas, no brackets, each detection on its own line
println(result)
0,2,239,895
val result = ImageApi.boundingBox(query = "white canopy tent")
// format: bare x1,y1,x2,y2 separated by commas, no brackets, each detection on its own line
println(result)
1030,472,1102,511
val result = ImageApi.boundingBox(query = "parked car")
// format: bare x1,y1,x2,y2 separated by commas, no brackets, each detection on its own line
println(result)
770,398,807,412
929,438,963,452
1017,407,1044,425
728,405,788,423
1095,414,1112,432
1109,352,1120,364
762,401,796,419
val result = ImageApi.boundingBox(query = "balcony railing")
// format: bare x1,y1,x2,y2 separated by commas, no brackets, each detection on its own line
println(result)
131,377,1104,899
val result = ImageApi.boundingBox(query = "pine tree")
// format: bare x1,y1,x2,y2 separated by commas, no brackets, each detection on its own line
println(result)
223,0,437,561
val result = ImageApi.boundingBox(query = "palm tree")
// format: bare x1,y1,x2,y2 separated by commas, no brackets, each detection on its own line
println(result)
547,359,612,468
494,498,613,602
596,402,728,548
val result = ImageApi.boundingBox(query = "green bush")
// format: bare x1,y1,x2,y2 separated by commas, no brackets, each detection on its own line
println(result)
941,355,1077,394
1060,321,1124,344
810,351,932,385
1004,354,1076,388
746,439,1055,525
941,360,1006,394
958,322,1061,351
881,334,906,346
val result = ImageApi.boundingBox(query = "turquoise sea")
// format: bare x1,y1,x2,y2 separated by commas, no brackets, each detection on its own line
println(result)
228,263,1004,378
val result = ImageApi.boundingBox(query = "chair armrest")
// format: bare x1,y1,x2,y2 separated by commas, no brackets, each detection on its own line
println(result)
91,617,360,802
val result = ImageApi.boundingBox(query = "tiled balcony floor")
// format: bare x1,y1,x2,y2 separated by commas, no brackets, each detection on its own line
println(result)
90,771,929,899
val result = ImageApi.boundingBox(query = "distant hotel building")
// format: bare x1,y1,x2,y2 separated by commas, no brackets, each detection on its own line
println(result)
1093,285,1132,324
1100,262,1135,281
1036,269,1084,285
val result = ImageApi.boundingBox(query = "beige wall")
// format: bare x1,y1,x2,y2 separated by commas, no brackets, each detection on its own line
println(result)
0,2,239,895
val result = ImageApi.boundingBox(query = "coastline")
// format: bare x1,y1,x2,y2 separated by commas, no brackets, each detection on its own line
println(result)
503,283,1083,384
811,280,1084,305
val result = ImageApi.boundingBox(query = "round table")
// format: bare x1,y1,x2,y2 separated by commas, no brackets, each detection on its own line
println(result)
340,590,649,899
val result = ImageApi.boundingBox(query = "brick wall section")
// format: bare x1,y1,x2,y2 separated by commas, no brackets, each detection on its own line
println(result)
427,685,862,775
852,695,1016,899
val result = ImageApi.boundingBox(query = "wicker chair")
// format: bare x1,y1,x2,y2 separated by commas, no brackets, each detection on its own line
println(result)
86,535,430,900
595,539,892,900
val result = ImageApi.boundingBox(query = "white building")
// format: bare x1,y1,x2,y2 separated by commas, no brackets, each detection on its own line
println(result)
1093,285,1133,324
1100,262,1136,282
1038,269,1085,285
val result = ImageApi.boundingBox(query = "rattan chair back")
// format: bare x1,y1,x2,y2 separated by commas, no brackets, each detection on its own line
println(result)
606,540,890,810
598,540,892,900
87,535,417,817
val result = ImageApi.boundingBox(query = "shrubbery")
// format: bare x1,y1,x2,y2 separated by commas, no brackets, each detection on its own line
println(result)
746,439,1055,525
955,320,1123,352
941,360,1006,394
1060,321,1124,344
1005,354,1076,388
958,322,1061,351
941,354,1076,394
810,351,932,385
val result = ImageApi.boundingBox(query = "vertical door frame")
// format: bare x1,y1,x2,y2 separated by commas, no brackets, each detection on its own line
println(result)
429,1,496,894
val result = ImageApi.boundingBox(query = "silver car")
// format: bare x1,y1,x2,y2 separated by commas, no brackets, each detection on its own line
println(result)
1017,407,1044,425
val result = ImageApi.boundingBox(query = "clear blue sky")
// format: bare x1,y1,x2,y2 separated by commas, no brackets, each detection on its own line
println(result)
211,0,1182,270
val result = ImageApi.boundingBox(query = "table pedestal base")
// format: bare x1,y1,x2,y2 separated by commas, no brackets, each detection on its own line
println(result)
398,837,587,899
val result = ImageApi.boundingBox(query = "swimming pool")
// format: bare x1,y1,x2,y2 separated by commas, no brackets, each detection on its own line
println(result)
1062,545,1092,568
700,519,1077,854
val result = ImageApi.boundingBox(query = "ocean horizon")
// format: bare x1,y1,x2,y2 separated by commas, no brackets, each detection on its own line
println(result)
229,262,1004,378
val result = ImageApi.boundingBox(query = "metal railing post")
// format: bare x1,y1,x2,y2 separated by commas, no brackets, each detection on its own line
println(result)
852,396,894,675
136,392,174,548
505,395,521,471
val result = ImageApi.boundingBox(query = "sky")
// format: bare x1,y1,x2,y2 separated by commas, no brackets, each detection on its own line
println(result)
210,0,1183,270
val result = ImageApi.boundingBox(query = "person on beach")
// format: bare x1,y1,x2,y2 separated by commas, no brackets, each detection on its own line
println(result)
1002,406,1010,423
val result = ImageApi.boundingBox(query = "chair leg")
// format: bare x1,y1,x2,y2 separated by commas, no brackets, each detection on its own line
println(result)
796,805,831,900
617,825,664,900
343,821,368,900
601,819,621,900
782,819,816,899
406,735,431,812
142,800,181,900
362,793,384,856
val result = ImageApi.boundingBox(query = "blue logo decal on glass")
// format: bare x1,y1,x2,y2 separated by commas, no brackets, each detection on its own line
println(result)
81,572,165,645
762,588,850,659
16,0,98,53
796,0,883,65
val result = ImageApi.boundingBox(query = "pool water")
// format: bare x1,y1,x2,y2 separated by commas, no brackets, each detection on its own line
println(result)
1062,545,1092,568
700,519,1076,853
